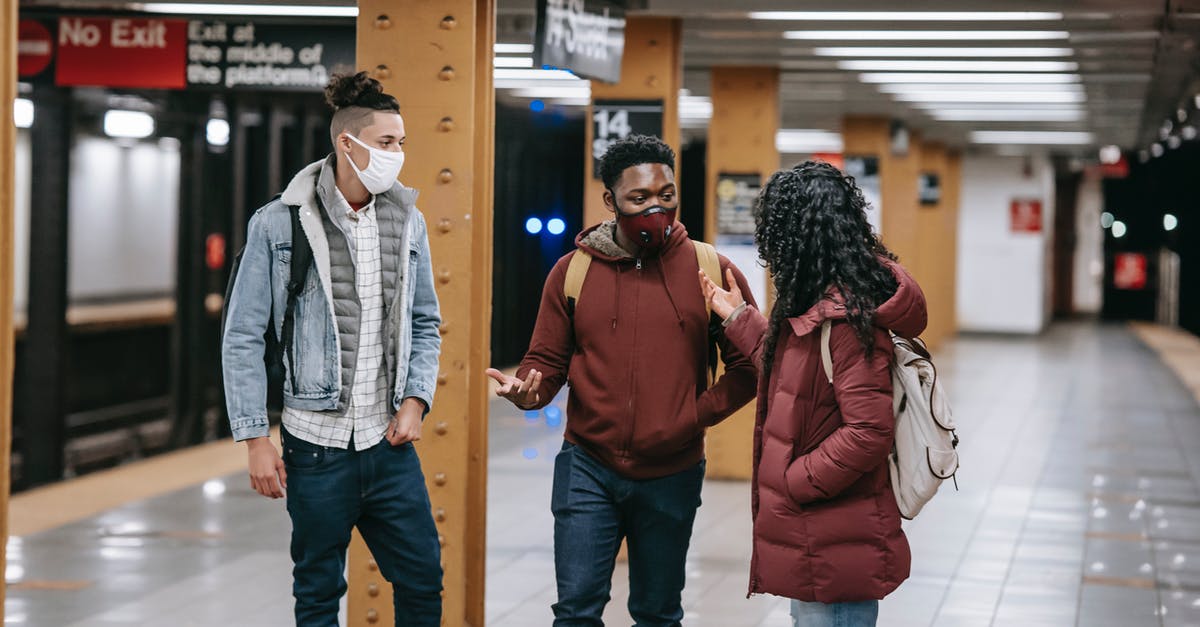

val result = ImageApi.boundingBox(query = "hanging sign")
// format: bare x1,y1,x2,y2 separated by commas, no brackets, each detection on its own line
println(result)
535,0,626,83
186,21,355,91
55,17,188,89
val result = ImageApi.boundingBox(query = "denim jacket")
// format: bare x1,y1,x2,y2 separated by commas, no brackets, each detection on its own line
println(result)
221,158,443,441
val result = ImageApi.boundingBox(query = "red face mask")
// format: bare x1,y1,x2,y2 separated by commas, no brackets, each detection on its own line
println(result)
616,205,677,253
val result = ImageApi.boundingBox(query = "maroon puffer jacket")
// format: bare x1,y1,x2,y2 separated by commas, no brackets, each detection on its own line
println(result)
723,260,927,603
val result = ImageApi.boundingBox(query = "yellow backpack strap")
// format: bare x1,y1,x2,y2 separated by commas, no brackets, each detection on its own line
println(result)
563,250,593,315
694,240,723,388
694,241,722,317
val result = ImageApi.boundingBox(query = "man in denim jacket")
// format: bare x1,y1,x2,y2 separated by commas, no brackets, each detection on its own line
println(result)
221,72,443,626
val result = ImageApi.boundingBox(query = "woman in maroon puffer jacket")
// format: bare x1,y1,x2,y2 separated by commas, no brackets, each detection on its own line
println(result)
701,161,927,626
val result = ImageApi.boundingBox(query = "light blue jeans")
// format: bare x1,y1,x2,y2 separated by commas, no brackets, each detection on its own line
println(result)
791,599,879,627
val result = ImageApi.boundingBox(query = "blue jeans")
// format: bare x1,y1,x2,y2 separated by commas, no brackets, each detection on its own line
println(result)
791,599,879,627
551,441,705,627
283,428,442,626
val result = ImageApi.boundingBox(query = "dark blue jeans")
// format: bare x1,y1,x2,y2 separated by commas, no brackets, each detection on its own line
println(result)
282,428,442,627
551,441,705,627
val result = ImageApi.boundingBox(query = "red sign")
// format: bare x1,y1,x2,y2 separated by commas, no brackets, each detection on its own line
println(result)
55,17,187,89
206,234,227,271
1010,199,1043,234
812,153,845,171
1113,253,1147,290
18,20,54,77
1099,156,1130,179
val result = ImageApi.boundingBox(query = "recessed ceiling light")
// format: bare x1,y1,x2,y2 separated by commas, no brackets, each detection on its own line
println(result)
785,30,1070,41
141,3,356,16
495,43,535,54
892,91,1086,103
814,46,1073,57
1099,145,1122,164
970,130,1094,144
754,12,1062,21
858,72,1080,83
839,60,1078,72
927,109,1084,122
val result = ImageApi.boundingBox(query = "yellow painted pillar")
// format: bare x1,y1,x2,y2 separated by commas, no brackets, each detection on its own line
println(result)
915,141,959,349
353,2,493,625
703,67,778,480
583,17,682,228
943,151,962,338
0,0,16,617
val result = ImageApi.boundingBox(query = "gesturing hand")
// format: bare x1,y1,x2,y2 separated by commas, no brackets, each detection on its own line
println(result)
485,368,542,410
699,268,745,321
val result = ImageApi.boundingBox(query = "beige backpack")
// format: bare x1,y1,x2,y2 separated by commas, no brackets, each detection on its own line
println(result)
820,321,960,519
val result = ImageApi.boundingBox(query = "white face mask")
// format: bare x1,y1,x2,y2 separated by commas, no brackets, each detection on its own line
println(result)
344,133,405,195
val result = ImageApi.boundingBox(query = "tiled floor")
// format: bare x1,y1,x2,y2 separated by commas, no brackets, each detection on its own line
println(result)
7,322,1200,626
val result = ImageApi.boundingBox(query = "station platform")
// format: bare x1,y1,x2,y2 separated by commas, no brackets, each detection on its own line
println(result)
6,321,1200,626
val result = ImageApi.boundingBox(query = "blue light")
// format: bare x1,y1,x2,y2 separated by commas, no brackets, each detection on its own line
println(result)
525,410,541,422
522,447,539,460
545,406,562,420
529,99,545,112
525,217,543,235
547,218,567,235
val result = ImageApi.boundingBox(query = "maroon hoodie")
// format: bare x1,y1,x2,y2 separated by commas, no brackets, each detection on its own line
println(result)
723,259,927,603
516,220,759,479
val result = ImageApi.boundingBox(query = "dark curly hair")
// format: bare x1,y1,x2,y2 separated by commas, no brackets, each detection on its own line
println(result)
598,134,675,190
325,72,400,146
755,161,898,380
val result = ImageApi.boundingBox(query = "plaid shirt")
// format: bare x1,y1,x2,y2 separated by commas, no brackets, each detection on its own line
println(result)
283,190,391,450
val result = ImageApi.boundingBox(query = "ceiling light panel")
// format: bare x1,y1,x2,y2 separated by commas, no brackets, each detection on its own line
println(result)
857,72,1081,83
814,47,1074,57
752,12,1063,21
839,60,1078,72
785,31,1070,41
970,130,1094,144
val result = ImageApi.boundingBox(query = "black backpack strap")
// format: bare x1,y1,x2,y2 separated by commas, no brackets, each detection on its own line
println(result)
279,204,313,395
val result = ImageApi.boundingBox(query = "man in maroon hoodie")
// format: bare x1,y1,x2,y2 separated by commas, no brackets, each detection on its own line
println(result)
486,135,758,626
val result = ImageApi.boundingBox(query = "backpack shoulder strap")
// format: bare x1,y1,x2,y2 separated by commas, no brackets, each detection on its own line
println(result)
820,319,834,383
279,204,313,392
563,250,592,316
693,241,721,316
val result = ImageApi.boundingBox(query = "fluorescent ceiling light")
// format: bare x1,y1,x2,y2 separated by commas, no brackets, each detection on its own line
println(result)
511,87,591,99
104,110,155,139
494,69,582,81
752,11,1062,21
815,47,1073,57
839,60,1077,72
140,3,357,16
776,129,843,153
927,109,1085,121
495,43,535,54
877,83,1083,94
785,31,1070,41
970,130,1093,144
494,57,534,68
548,98,591,107
14,98,33,129
891,91,1086,103
858,72,1080,83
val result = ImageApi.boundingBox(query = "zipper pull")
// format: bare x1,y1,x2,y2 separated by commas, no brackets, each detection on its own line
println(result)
636,258,642,270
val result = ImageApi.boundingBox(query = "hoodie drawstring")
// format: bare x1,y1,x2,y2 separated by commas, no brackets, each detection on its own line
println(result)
657,257,687,332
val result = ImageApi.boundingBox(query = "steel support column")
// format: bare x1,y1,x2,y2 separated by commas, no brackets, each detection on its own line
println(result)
352,1,494,624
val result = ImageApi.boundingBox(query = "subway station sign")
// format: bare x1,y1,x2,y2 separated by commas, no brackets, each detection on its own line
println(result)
535,0,626,84
591,99,663,178
19,16,353,92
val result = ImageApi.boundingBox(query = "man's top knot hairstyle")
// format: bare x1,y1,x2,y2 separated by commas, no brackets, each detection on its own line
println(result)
324,71,399,113
598,134,676,191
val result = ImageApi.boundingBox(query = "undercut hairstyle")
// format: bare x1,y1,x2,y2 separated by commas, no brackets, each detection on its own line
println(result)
324,71,401,146
598,134,676,191
754,161,899,381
